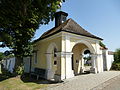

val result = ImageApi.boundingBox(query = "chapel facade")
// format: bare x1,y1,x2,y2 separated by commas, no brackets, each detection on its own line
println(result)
31,11,112,81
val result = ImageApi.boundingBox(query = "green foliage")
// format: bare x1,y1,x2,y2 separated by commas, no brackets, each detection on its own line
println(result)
14,65,24,75
111,62,120,70
111,48,120,70
0,0,65,72
0,52,4,61
3,54,14,59
0,65,13,81
0,51,14,61
1,68,12,77
114,48,120,63
0,0,65,58
99,41,106,48
84,56,91,60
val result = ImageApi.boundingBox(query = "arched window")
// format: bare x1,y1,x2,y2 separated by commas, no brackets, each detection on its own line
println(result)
54,48,57,57
84,50,90,54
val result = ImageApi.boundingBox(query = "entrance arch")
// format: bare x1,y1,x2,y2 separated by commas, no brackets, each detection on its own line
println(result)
82,49,92,73
46,42,58,80
71,40,95,53
71,40,95,75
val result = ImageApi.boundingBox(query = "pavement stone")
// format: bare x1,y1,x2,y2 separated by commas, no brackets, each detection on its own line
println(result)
42,71,120,90
92,74,120,90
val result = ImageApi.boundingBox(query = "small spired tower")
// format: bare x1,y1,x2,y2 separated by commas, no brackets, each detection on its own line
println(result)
54,11,68,27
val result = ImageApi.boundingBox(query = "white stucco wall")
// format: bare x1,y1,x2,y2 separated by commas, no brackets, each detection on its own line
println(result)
3,57,15,73
61,32,104,80
95,42,104,73
23,57,30,73
2,57,32,73
102,50,114,71
106,54,114,71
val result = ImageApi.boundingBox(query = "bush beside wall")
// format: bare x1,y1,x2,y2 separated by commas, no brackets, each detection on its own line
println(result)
111,62,120,70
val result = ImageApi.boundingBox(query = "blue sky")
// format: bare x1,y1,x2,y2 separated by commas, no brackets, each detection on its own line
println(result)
0,0,120,52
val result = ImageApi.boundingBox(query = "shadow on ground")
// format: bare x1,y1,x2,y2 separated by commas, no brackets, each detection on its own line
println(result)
0,73,15,81
20,73,64,84
0,72,63,85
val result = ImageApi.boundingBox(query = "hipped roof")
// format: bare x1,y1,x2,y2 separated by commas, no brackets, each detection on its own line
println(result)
34,19,103,42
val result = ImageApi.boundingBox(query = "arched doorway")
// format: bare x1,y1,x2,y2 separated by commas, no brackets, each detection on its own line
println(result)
46,43,58,80
71,41,95,75
82,49,92,74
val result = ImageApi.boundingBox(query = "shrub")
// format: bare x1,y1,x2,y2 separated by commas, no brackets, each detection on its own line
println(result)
2,69,13,77
111,62,120,70
114,48,120,63
0,66,13,81
15,65,24,75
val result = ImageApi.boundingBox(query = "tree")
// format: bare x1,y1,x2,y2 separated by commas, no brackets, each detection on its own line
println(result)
114,48,120,63
99,41,106,48
0,0,65,73
0,52,4,61
111,48,120,70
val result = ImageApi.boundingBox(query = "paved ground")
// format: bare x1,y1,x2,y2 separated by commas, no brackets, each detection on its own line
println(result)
93,74,120,90
42,71,120,90
103,75,120,90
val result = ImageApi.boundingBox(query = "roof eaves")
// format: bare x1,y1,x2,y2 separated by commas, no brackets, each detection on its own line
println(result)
33,29,62,43
61,29,103,40
33,29,103,44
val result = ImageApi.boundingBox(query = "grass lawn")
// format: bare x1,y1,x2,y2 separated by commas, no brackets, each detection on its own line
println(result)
0,76,48,90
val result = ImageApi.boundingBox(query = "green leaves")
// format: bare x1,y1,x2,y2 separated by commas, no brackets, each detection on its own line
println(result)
0,52,4,61
112,49,120,70
0,0,65,58
99,41,106,48
114,48,120,63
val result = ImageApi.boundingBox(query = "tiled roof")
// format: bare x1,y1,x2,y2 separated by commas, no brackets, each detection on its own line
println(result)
34,18,103,42
100,47,108,50
108,51,114,55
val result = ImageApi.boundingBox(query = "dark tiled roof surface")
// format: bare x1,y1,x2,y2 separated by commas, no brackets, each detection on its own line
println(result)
34,19,103,42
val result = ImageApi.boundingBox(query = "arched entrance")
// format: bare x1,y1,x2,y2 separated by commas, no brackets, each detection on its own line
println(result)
46,43,58,80
71,40,95,75
82,49,92,74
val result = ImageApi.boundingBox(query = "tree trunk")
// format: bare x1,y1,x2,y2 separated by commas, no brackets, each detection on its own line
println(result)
14,56,23,74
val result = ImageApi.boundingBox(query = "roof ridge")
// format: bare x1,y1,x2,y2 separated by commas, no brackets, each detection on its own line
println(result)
62,18,102,40
62,18,72,30
35,19,69,42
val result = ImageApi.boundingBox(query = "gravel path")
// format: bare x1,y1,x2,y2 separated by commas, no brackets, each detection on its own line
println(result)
42,71,120,90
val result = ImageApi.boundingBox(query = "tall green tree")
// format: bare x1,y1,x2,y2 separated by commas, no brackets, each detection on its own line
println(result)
0,0,65,73
0,52,4,61
114,48,120,63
